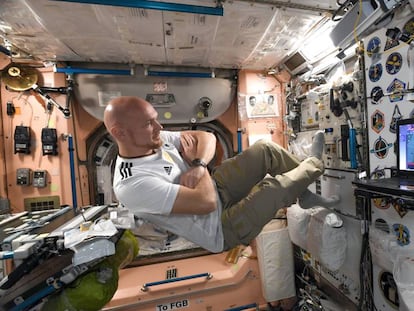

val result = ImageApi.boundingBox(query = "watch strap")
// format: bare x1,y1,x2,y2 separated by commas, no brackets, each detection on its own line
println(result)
191,158,207,168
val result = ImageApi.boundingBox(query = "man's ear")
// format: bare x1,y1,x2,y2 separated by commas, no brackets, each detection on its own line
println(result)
111,126,124,140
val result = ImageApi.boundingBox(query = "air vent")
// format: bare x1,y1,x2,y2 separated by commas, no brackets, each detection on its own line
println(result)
129,8,148,18
24,195,60,211
166,267,177,279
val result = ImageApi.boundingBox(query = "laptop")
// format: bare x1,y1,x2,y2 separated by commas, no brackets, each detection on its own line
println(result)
373,117,414,192
354,118,414,194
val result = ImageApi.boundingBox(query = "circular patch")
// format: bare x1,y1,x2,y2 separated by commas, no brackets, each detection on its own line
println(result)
378,271,399,308
371,168,385,179
371,86,384,104
367,36,381,57
369,63,383,82
385,52,402,75
392,223,410,246
370,136,392,159
373,197,390,209
403,17,414,37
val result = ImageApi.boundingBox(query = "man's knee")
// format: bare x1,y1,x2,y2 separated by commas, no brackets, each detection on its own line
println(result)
252,139,282,154
222,211,262,247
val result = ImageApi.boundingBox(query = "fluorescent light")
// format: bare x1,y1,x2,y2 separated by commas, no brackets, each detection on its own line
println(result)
299,20,336,61
52,0,224,16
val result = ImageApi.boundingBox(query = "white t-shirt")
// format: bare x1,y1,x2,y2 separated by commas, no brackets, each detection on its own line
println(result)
113,131,224,253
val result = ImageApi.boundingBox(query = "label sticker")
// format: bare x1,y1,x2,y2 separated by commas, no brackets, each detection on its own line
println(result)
156,299,189,311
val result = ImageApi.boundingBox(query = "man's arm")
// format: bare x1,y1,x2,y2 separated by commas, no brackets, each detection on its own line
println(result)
180,131,216,188
168,130,217,214
171,169,218,214
180,130,216,165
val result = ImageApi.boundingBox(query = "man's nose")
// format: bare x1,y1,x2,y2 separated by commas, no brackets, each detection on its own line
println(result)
156,120,163,130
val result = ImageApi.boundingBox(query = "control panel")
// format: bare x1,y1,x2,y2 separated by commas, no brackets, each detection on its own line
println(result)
33,170,47,188
16,168,32,186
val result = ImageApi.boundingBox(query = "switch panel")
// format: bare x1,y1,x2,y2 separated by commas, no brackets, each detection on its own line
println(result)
16,168,32,186
33,170,47,188
14,126,31,154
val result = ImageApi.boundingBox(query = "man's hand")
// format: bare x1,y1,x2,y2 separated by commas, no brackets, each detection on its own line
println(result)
180,133,204,187
172,132,217,214
178,130,216,188
180,166,206,188
180,133,197,165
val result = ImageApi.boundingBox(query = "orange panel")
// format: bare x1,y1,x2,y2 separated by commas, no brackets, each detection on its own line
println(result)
105,248,267,310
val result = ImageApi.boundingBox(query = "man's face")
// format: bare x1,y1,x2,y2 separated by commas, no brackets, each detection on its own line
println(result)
127,103,163,150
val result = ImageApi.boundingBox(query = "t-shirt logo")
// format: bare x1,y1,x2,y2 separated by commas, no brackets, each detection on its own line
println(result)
164,166,172,175
120,162,133,179
162,150,174,164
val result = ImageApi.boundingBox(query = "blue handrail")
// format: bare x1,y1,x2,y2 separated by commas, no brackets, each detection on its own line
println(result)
51,0,224,16
141,272,212,291
68,135,78,210
54,67,132,75
224,303,258,311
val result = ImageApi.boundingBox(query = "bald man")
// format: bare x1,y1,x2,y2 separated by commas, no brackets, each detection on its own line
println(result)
104,96,339,252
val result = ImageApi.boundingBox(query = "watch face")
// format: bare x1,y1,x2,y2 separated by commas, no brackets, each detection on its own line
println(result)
192,158,207,167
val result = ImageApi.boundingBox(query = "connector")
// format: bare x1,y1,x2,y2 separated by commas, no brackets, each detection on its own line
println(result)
6,101,15,116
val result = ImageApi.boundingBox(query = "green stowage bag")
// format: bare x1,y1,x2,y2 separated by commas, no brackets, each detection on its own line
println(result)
42,229,139,311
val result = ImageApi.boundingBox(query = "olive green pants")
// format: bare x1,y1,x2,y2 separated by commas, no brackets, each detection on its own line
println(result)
212,140,324,250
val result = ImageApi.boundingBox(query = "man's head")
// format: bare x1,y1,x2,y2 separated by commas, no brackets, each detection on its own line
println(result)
103,96,163,157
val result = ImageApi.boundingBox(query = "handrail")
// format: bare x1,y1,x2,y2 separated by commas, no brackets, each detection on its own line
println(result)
141,272,212,292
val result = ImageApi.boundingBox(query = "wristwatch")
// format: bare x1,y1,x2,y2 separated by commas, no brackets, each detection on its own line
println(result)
191,158,208,168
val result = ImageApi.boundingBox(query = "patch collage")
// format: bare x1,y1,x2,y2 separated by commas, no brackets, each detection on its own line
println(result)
366,17,414,162
365,15,414,261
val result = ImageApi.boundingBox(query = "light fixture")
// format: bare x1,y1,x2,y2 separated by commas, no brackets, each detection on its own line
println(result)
52,0,224,16
299,20,336,62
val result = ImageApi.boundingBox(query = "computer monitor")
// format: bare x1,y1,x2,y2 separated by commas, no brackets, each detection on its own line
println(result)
396,117,414,178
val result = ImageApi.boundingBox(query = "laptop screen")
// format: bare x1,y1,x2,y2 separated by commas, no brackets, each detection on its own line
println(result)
397,118,414,178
